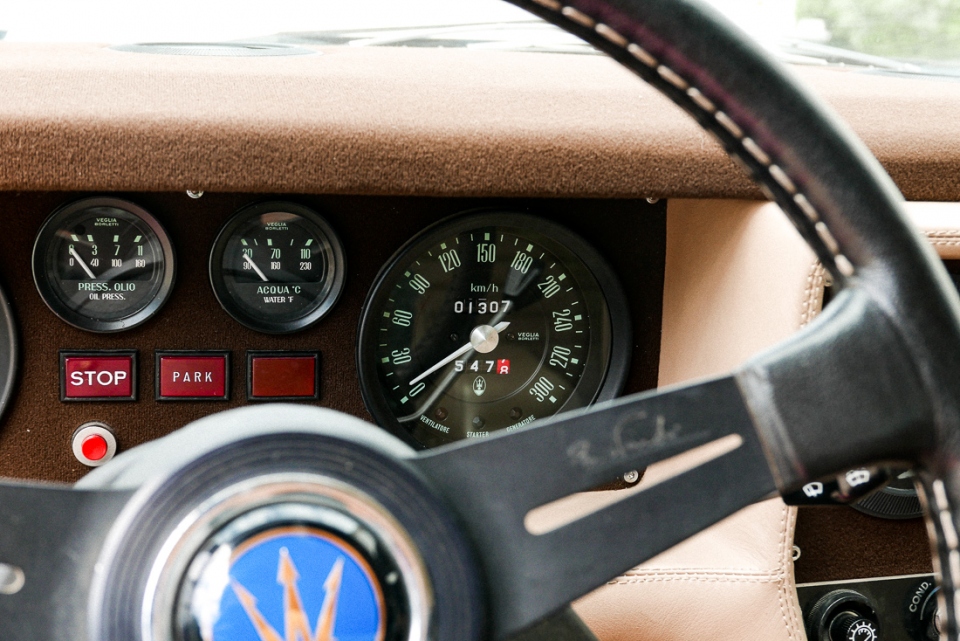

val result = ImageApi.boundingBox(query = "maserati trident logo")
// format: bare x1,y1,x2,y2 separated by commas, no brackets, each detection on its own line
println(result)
214,527,385,641
231,549,342,641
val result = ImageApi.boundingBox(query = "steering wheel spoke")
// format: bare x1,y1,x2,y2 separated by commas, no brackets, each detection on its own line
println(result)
414,375,778,639
0,481,132,640
737,285,935,490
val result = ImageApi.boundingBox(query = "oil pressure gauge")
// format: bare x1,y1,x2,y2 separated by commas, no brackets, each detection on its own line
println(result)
32,198,176,332
209,202,346,334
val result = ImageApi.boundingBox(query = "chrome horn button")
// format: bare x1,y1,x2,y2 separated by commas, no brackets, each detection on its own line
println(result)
176,502,400,641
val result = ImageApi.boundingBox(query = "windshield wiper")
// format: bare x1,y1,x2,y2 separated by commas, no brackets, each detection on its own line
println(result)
250,21,599,55
774,39,924,72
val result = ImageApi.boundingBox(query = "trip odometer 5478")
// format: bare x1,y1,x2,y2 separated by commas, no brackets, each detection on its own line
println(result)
357,212,630,448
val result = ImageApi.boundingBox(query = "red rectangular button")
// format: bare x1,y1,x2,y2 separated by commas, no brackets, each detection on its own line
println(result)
62,352,136,400
249,353,318,399
157,352,229,400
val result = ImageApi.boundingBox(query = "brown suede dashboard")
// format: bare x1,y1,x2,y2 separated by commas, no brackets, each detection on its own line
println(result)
1,44,959,201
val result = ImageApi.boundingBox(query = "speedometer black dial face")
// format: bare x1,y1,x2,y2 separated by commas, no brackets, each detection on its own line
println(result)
32,198,175,333
209,202,346,334
358,211,631,449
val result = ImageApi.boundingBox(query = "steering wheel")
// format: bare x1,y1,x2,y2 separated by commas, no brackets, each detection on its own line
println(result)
3,0,960,640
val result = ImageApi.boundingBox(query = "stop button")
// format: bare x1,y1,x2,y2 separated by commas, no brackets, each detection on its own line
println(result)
61,351,137,401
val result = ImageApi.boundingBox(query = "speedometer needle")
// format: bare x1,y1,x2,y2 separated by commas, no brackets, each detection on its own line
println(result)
243,254,269,282
409,321,510,386
69,246,97,279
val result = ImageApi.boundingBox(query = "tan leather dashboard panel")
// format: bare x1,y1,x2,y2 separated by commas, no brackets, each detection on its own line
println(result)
1,44,959,201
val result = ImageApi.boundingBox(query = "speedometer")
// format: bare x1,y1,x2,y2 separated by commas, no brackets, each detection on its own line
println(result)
357,211,630,448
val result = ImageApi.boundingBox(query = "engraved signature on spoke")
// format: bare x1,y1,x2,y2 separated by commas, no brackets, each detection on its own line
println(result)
566,411,702,470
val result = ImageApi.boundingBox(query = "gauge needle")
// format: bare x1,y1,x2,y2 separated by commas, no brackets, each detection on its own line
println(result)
69,246,97,280
409,321,510,386
243,254,269,282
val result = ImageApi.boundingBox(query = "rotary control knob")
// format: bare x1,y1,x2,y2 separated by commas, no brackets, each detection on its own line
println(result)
830,611,879,641
807,590,880,641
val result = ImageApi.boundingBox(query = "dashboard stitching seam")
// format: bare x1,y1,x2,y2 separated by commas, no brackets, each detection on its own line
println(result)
779,505,802,640
607,575,781,585
621,568,779,578
775,504,796,641
803,231,952,329
800,262,827,328
527,0,855,280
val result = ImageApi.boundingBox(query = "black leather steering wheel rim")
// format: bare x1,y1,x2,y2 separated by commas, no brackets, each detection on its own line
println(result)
503,0,960,638
3,2,960,641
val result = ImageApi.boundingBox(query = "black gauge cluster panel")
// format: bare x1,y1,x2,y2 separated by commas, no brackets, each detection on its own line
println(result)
2,193,663,479
30,201,633,444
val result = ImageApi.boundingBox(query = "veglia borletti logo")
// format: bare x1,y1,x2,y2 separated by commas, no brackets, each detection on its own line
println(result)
214,528,386,641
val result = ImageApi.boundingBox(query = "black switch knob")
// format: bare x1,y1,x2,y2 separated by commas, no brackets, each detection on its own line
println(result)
807,590,880,641
829,611,879,641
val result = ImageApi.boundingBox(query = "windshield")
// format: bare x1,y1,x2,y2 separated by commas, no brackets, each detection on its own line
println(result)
4,0,960,71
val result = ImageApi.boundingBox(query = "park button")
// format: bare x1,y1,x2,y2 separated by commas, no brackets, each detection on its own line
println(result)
156,351,230,401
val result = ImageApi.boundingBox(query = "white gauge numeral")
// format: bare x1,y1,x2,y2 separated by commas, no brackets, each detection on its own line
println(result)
530,376,556,403
511,251,533,274
552,309,573,332
392,310,413,327
477,243,496,263
409,274,430,295
438,249,461,273
300,248,311,259
549,345,571,368
391,348,412,364
538,275,561,298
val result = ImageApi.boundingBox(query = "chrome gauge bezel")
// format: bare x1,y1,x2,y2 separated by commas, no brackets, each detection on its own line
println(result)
357,210,632,449
208,202,347,334
31,197,176,333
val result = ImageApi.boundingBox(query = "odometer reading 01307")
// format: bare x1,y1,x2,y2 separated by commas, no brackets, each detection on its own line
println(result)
358,212,630,449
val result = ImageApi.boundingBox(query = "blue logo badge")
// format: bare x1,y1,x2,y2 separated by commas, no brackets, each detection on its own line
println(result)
213,526,385,641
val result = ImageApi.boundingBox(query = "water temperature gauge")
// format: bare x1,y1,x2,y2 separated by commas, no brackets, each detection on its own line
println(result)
32,198,176,332
209,202,346,333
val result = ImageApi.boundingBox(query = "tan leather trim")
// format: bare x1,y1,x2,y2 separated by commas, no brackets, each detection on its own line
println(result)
574,199,812,641
1,43,960,200
574,200,960,641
